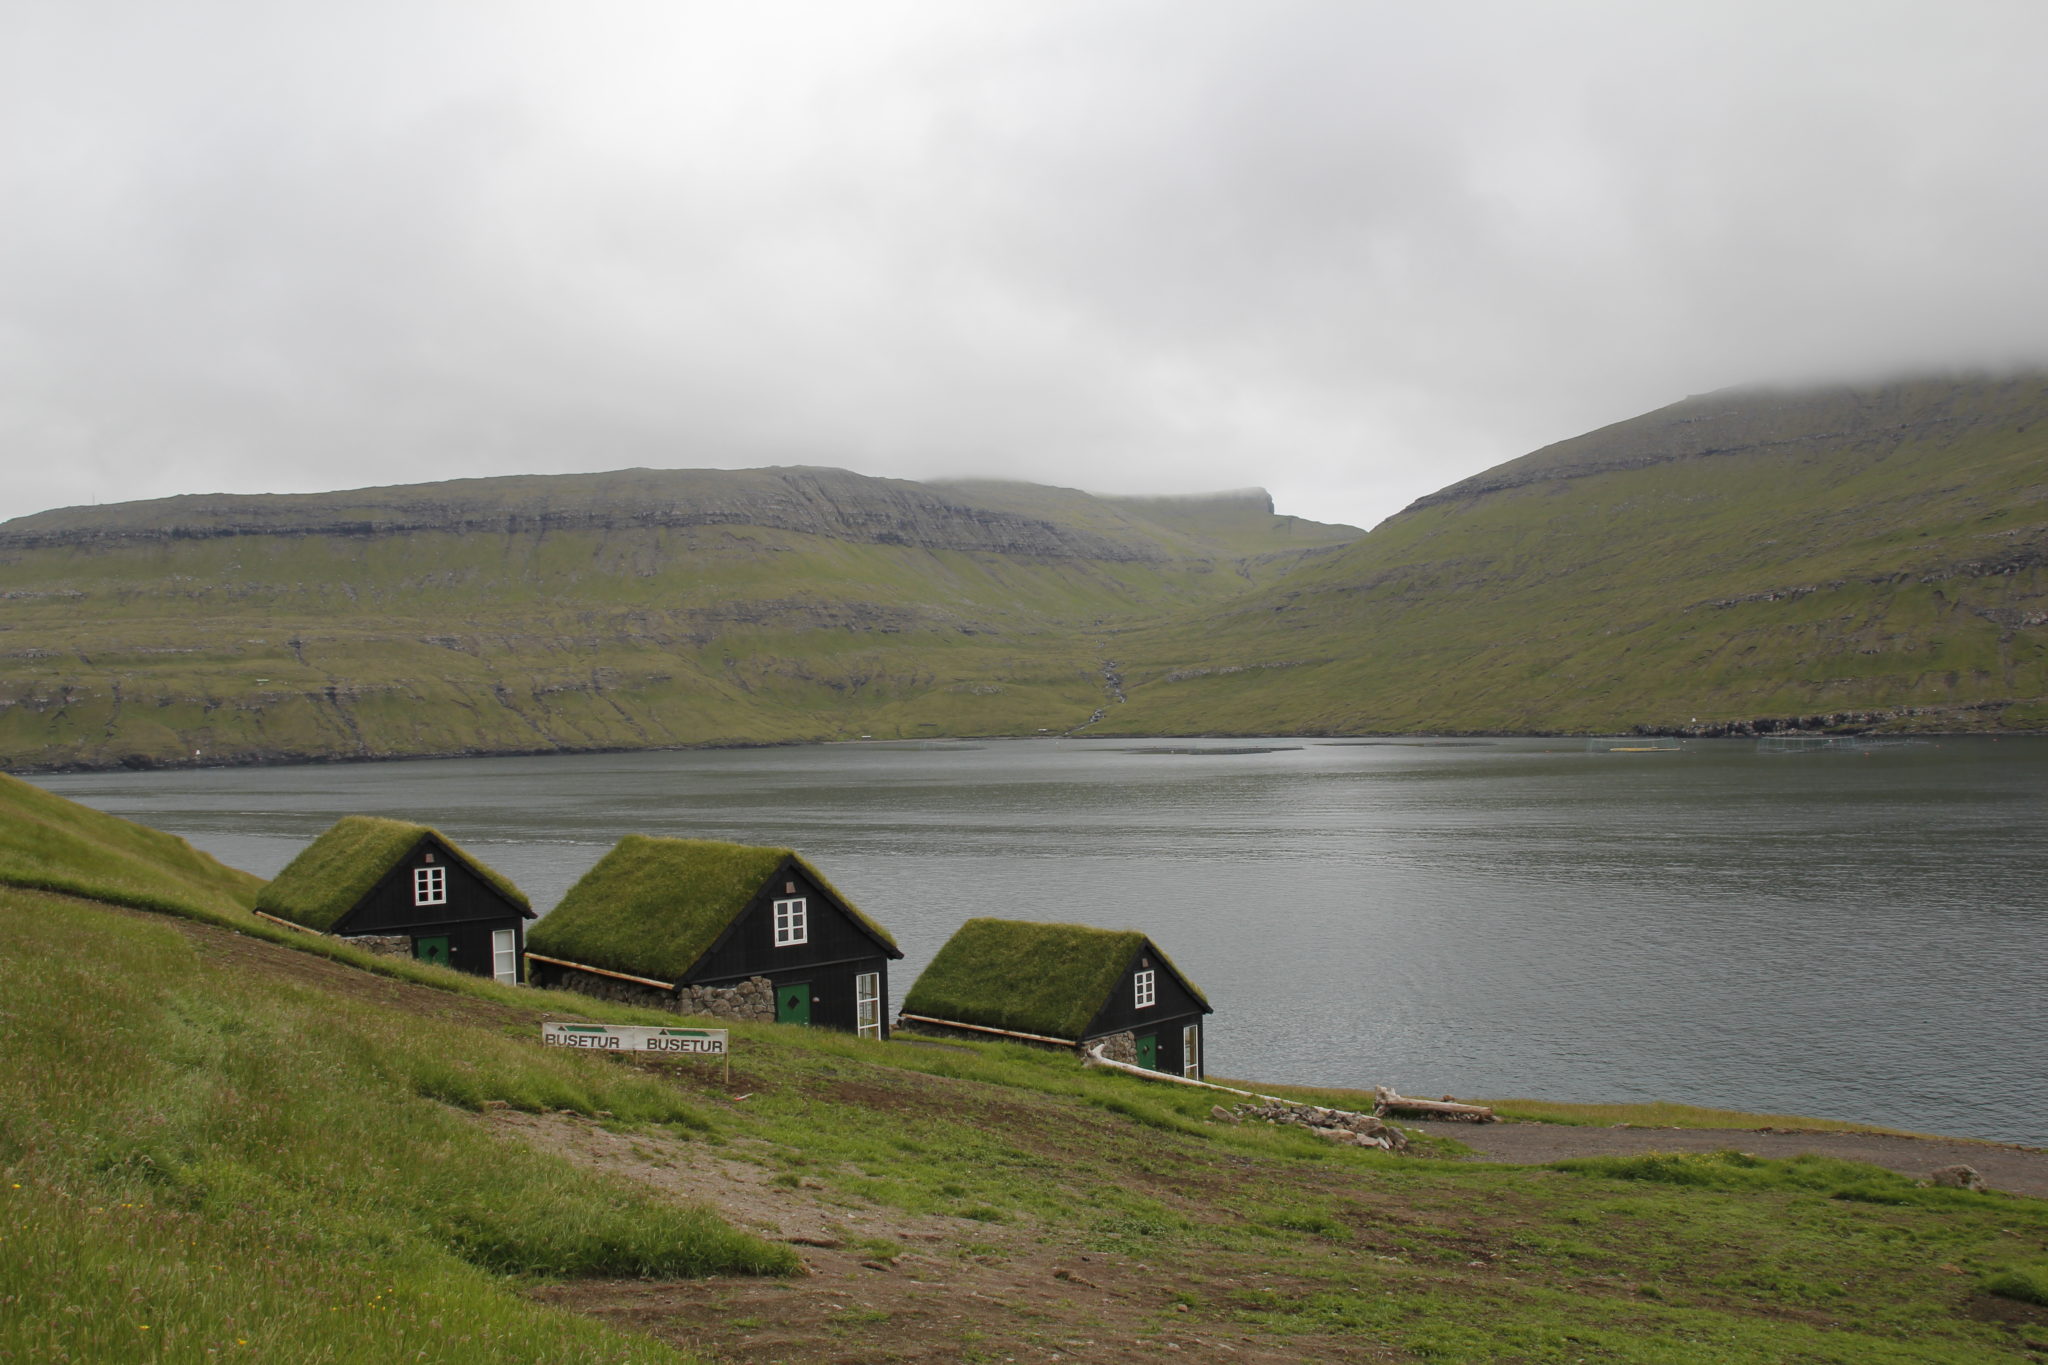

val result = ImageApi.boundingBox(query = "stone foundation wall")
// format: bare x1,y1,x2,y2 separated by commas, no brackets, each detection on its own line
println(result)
677,977,775,1023
341,934,413,959
1091,1030,1138,1064
551,966,676,1010
549,967,777,1023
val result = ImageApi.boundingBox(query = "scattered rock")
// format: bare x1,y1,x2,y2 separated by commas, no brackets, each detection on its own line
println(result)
1927,1164,1986,1191
480,1099,509,1112
785,1234,843,1248
1210,1106,1240,1123
1225,1100,1410,1151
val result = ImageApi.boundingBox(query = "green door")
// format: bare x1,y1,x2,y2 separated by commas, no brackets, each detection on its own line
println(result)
414,936,450,967
1135,1033,1158,1071
775,983,812,1026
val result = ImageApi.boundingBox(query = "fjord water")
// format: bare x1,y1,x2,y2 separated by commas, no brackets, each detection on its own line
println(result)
40,737,2048,1145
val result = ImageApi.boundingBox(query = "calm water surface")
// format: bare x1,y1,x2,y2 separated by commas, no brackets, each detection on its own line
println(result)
38,736,2048,1145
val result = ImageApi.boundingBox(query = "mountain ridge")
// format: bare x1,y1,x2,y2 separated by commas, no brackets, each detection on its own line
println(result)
0,466,1358,564
1406,371,2048,512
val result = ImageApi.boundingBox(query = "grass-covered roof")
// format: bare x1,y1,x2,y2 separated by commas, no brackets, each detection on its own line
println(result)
526,835,897,984
901,918,1206,1041
0,771,264,919
254,815,531,931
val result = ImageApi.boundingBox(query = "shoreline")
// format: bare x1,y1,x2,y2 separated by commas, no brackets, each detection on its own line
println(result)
11,724,2043,778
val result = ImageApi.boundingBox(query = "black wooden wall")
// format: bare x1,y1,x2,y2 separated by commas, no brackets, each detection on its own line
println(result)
1083,943,1210,1078
330,834,528,980
685,858,900,1037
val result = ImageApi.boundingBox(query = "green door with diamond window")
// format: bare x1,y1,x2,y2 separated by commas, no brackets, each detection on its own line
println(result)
1135,1033,1158,1070
776,983,812,1025
413,936,449,967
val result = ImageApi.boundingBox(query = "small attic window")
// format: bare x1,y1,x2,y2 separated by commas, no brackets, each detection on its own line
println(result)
414,865,446,907
785,880,796,894
423,852,436,863
1134,969,1156,1009
774,897,808,946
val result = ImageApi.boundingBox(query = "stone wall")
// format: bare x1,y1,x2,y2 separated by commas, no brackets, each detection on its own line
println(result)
677,976,775,1023
1092,1030,1137,1064
341,933,413,959
549,967,777,1023
551,966,675,1010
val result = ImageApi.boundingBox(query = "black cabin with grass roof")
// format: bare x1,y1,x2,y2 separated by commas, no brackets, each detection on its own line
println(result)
898,918,1212,1077
524,835,903,1037
254,816,533,981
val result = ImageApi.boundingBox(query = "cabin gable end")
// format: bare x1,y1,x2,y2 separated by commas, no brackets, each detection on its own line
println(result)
686,856,898,986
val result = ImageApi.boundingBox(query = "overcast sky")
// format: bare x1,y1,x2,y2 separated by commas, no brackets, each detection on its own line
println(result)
3,1,2044,531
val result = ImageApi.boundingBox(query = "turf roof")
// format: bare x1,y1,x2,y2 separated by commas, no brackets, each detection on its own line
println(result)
254,815,531,932
525,835,898,984
901,917,1208,1041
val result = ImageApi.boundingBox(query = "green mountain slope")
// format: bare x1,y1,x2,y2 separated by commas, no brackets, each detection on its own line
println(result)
5,373,2045,767
0,470,1357,769
1106,373,2048,735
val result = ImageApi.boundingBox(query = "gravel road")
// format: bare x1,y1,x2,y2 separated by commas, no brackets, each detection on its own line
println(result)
1405,1120,2048,1199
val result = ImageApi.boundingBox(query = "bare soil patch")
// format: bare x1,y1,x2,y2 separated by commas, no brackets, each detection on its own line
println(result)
502,1111,1392,1364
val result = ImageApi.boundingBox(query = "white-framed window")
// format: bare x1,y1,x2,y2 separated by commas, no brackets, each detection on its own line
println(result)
414,865,446,907
773,897,808,946
492,929,518,985
1182,1023,1201,1079
855,972,881,1040
1134,968,1155,1009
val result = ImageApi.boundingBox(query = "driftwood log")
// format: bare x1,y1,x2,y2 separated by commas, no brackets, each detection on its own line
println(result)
1373,1086,1497,1123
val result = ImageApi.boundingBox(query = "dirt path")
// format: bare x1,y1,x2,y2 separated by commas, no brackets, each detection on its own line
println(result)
1406,1119,2048,1198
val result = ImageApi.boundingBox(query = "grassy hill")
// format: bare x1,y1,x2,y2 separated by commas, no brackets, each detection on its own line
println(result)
4,374,2048,772
6,778,2048,1362
0,470,1357,770
0,768,264,916
1105,372,2048,736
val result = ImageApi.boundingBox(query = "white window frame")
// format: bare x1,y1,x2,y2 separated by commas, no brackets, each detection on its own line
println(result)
855,971,881,1040
773,897,808,946
492,929,518,985
413,865,446,907
1182,1023,1201,1079
1134,968,1155,1009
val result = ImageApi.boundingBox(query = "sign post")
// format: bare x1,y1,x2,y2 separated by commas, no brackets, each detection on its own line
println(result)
541,1022,732,1084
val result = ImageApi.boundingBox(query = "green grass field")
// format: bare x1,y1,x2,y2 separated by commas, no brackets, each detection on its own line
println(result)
6,775,2048,1361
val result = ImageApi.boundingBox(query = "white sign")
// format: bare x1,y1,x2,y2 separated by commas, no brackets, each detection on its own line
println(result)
541,1022,729,1055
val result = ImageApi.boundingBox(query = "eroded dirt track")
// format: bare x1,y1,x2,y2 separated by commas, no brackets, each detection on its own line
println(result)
508,1111,1394,1364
